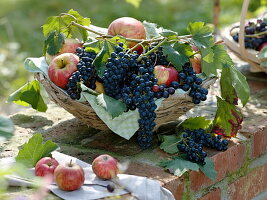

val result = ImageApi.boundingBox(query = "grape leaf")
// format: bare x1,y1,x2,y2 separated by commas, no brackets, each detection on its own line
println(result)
199,157,217,181
96,94,127,119
258,46,267,62
229,65,250,106
16,133,58,168
93,40,115,77
42,9,90,42
162,43,187,71
177,116,212,130
160,29,178,39
212,97,243,137
8,80,47,112
107,36,127,48
200,44,234,76
260,60,267,67
159,135,179,154
160,156,217,180
44,31,65,55
84,40,104,54
0,116,14,141
125,0,142,8
143,21,161,39
174,43,194,57
160,157,199,177
187,22,214,48
220,65,250,106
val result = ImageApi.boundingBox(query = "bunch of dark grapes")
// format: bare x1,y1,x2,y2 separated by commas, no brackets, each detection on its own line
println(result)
102,43,131,100
232,19,267,51
101,43,158,149
149,46,169,66
66,47,97,100
178,64,208,104
177,128,229,165
129,57,158,149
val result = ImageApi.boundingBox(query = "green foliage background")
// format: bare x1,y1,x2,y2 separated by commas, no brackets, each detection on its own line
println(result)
0,0,265,112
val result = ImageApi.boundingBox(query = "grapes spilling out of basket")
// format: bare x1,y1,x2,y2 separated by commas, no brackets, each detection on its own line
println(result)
232,18,267,51
64,42,208,149
177,128,229,165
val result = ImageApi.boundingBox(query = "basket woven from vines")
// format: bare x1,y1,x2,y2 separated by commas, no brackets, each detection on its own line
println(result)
222,0,267,74
35,72,217,131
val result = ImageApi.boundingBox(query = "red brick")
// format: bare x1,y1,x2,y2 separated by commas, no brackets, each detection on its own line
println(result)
190,143,246,192
228,164,267,200
190,170,213,192
213,143,246,181
252,128,267,158
173,182,184,200
162,179,184,200
199,188,221,200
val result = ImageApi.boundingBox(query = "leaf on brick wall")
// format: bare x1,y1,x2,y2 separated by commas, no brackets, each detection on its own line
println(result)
159,135,179,154
199,157,217,181
160,157,199,177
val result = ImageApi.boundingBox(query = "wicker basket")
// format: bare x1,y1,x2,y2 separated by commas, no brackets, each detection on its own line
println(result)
35,72,217,130
222,0,267,73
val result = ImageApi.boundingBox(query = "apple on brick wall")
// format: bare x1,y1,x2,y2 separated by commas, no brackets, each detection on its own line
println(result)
35,157,59,178
92,154,118,180
54,160,85,191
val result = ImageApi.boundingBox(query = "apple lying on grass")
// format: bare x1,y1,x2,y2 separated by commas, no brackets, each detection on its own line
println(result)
153,65,179,87
54,160,85,191
92,154,118,180
48,53,79,89
35,157,59,177
108,17,146,53
45,38,83,65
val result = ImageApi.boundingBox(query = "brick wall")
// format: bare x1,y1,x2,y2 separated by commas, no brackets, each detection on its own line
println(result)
163,127,267,200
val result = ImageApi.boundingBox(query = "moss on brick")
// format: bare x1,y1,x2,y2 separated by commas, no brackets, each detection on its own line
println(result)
182,172,194,200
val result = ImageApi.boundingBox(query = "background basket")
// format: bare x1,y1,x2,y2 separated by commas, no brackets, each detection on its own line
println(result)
222,0,267,73
35,73,216,131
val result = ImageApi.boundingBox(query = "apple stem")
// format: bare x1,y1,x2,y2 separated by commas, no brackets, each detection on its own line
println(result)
69,159,73,167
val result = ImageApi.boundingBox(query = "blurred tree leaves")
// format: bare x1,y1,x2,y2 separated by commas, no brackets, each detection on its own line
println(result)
125,0,142,8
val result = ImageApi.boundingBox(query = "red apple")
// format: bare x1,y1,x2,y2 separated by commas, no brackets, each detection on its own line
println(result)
191,45,199,51
258,42,267,51
45,38,83,65
35,157,59,177
48,53,79,89
190,54,202,74
153,65,179,87
54,160,85,191
92,154,118,180
107,17,146,53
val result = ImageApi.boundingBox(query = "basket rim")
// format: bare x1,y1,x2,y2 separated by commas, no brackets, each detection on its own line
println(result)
221,22,267,74
35,72,217,130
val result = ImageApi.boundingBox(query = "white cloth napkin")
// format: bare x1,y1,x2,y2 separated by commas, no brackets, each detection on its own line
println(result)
1,152,175,200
